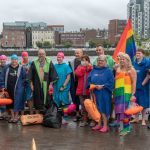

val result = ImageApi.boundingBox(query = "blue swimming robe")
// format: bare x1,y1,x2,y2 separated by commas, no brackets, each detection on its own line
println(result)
88,66,114,116
54,63,72,107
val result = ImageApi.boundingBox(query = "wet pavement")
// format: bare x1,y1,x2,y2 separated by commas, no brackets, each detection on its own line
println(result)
0,120,150,150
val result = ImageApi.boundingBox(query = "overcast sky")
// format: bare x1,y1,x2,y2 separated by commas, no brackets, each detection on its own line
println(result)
0,0,128,32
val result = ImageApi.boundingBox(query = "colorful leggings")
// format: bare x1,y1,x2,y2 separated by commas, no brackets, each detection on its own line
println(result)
63,105,69,121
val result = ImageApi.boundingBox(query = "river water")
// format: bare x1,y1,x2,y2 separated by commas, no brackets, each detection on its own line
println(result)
8,56,97,64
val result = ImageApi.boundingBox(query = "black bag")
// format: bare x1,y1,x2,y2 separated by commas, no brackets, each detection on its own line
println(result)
43,96,62,128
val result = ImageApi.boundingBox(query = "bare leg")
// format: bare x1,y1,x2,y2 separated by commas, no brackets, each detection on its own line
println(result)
101,113,108,128
10,109,15,119
142,109,146,125
27,100,33,114
8,109,15,123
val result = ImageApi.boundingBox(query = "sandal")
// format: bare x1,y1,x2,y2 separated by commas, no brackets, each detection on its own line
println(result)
99,127,109,133
130,119,139,123
8,118,14,123
13,118,19,123
0,116,4,120
92,125,102,131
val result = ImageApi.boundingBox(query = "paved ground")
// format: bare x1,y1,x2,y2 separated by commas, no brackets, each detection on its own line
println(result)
0,120,150,150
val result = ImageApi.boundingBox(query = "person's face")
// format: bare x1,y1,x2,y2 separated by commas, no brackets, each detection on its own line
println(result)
57,56,63,64
0,59,6,66
11,59,18,66
81,58,88,66
136,51,144,60
120,57,127,67
96,47,104,56
38,51,46,61
97,59,106,67
22,56,28,62
75,50,83,58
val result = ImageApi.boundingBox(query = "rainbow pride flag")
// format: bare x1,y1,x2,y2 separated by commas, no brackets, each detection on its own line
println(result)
113,18,136,62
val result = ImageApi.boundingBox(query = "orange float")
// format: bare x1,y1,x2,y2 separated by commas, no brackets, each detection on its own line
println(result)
0,98,12,105
89,84,96,90
125,102,143,115
21,114,43,125
84,99,101,122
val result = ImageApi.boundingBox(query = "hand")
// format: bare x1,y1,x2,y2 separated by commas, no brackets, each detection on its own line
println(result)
30,83,34,91
60,87,64,91
130,95,136,102
95,85,104,90
48,85,54,95
1,88,5,93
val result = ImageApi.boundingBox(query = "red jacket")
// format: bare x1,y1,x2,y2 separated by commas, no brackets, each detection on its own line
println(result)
75,64,93,96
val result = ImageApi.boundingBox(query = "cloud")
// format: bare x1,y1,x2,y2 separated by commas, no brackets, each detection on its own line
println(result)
0,0,128,32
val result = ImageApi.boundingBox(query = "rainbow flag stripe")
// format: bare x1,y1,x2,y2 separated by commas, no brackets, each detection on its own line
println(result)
113,18,136,62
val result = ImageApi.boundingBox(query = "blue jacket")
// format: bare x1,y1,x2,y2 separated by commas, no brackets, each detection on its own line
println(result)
133,57,150,90
0,64,26,111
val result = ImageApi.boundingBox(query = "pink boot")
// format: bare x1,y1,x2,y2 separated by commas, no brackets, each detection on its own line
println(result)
92,125,102,131
99,126,109,133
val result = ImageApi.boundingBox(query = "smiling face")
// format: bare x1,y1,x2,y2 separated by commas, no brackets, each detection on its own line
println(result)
97,58,107,67
57,55,63,64
136,51,144,61
22,56,28,62
74,49,83,58
11,59,18,67
0,59,7,66
120,57,128,67
96,46,104,56
38,49,46,61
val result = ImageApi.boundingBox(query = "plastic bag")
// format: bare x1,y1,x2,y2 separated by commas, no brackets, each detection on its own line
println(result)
43,96,62,128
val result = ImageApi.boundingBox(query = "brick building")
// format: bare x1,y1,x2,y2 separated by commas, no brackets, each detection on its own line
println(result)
60,32,85,47
59,28,108,47
1,22,27,48
108,19,127,46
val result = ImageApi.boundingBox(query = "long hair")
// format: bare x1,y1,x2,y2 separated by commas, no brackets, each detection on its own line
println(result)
120,54,133,71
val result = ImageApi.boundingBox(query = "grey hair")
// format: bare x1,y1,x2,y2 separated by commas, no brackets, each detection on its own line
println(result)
97,55,107,61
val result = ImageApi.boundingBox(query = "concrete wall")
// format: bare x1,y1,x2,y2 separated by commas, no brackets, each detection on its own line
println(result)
0,50,114,56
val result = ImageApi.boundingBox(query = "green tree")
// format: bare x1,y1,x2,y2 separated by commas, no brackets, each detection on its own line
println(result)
36,41,43,48
102,40,111,49
43,41,52,48
63,41,72,48
89,40,97,48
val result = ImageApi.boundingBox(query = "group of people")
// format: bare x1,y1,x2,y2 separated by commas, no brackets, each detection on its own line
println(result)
0,45,150,136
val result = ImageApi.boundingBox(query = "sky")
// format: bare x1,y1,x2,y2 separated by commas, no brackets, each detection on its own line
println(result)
0,0,129,32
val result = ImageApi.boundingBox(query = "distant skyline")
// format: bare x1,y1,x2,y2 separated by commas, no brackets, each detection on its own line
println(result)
0,0,128,32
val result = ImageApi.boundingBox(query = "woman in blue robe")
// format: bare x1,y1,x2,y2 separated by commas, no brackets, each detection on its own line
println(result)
0,54,26,123
132,49,150,125
53,52,72,124
88,55,114,133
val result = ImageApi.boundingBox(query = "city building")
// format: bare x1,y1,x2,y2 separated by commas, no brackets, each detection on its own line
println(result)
60,32,85,47
59,28,108,47
48,25,64,46
1,22,27,48
127,0,150,39
47,25,64,33
0,21,48,48
108,19,127,46
32,27,55,48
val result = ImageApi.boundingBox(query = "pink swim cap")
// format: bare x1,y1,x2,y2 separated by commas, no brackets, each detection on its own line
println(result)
21,51,28,57
0,55,7,60
57,52,64,59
